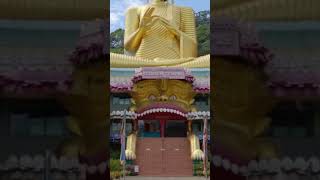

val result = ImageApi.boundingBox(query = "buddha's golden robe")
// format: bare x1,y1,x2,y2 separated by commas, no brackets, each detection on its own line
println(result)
110,2,210,68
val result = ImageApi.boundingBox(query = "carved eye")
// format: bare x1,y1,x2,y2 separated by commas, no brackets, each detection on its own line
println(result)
149,94,156,101
169,95,177,101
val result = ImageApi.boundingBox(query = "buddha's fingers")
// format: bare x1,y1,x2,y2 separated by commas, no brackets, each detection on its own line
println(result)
144,7,155,18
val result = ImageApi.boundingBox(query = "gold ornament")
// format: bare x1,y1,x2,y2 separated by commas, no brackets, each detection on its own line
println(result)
131,79,196,112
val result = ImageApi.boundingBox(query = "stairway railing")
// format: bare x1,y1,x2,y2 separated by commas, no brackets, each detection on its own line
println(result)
125,132,137,160
188,133,204,160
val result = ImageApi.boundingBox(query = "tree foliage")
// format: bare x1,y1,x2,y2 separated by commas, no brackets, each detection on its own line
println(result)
195,10,210,56
110,28,124,54
110,10,210,55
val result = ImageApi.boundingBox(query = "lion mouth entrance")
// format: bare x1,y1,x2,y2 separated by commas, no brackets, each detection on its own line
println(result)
137,107,187,120
136,104,188,137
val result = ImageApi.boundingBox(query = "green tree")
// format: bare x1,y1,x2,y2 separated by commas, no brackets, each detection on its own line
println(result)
110,28,124,54
195,10,210,56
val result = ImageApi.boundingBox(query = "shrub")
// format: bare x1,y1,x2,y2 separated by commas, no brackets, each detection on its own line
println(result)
110,159,122,172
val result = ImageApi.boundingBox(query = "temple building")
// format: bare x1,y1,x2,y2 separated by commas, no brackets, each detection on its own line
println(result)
110,68,210,140
108,0,211,177
0,0,319,179
109,67,210,176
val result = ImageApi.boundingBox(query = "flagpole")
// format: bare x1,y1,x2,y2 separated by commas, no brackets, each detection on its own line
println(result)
203,116,208,179
123,110,126,180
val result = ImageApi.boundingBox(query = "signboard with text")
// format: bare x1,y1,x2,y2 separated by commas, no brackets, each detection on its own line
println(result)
141,67,186,79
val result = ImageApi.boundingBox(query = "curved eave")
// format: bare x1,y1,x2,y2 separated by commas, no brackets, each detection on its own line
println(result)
0,0,107,20
214,0,320,21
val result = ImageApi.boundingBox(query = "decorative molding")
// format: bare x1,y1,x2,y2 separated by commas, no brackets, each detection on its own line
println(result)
110,110,211,120
212,155,320,177
212,16,273,67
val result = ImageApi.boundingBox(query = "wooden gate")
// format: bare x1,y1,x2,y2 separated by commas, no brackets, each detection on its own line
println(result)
135,138,193,176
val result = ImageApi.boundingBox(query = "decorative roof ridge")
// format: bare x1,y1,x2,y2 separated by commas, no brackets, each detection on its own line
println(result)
68,19,107,65
0,74,72,95
212,16,274,67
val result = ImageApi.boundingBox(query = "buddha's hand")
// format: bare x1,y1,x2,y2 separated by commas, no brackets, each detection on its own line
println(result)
140,7,155,28
150,16,181,38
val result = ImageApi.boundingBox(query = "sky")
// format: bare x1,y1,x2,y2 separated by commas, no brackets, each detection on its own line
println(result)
110,0,210,32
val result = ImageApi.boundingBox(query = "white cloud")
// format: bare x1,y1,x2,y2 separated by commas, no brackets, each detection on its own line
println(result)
110,0,145,32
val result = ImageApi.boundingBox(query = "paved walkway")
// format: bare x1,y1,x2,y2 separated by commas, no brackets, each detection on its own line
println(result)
117,177,209,180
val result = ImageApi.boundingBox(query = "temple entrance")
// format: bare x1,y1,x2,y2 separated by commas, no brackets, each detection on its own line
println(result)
142,120,161,137
165,120,187,137
135,111,192,176
135,138,193,176
138,120,187,138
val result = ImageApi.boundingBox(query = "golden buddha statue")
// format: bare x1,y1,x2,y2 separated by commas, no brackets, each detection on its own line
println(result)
110,0,210,68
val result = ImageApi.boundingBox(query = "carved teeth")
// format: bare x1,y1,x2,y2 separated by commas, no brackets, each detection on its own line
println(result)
137,108,187,117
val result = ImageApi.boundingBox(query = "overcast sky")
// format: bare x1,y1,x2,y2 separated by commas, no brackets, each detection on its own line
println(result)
110,0,210,32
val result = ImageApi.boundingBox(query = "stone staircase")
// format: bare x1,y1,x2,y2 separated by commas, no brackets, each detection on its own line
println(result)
135,138,193,176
